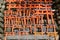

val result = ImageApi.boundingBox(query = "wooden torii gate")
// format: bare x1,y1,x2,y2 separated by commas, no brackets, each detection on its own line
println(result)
4,0,58,40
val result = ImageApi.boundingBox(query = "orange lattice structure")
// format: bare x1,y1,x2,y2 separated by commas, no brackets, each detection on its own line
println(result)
4,0,58,40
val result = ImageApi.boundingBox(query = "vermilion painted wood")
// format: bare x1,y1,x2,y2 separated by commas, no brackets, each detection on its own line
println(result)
4,0,57,40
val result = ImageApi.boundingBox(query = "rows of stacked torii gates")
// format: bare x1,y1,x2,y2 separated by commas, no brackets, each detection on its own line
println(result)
4,0,58,40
